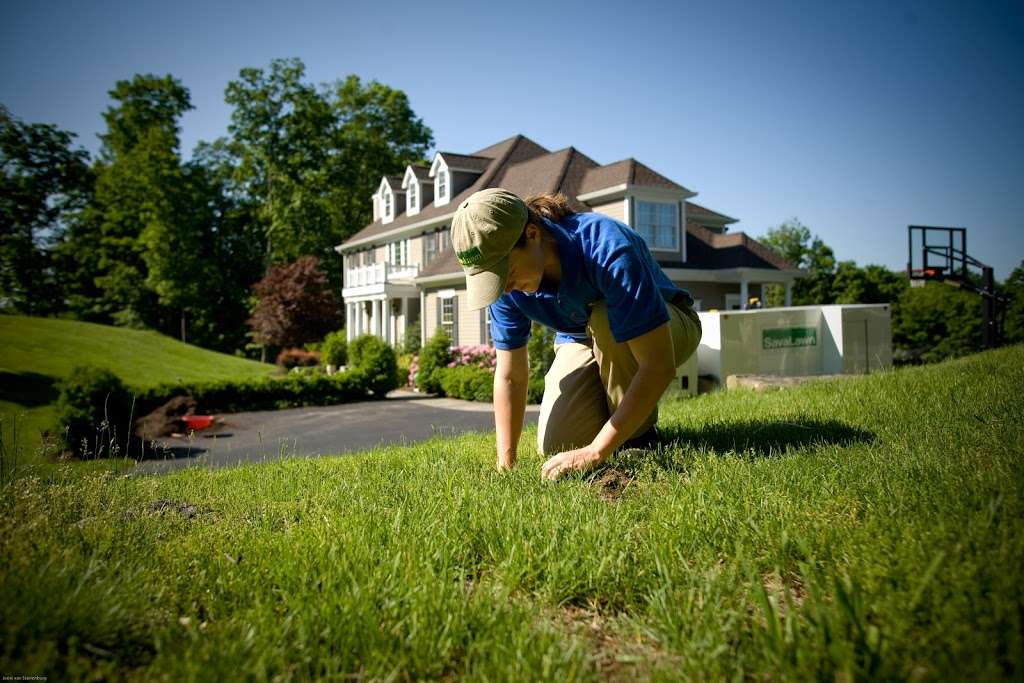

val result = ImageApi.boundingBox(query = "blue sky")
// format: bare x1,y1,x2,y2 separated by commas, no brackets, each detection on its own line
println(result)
2,0,1022,278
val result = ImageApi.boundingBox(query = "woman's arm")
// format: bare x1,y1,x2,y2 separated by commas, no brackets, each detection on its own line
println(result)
494,345,529,470
540,321,675,480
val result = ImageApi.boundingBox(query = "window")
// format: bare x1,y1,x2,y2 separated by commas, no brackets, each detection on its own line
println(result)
424,231,437,265
407,182,417,212
388,239,408,266
383,191,392,219
635,200,678,250
437,170,448,200
424,227,450,266
361,248,376,266
441,297,455,338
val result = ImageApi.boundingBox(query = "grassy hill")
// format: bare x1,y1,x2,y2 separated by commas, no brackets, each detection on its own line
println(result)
2,344,1021,680
0,314,279,462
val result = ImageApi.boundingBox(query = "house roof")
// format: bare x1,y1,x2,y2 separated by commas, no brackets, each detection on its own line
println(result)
417,246,460,279
340,134,699,251
577,158,691,195
686,201,737,226
381,175,405,192
436,152,492,172
674,221,800,271
406,165,431,181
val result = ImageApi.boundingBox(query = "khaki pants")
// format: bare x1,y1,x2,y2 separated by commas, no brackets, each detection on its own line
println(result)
537,300,702,456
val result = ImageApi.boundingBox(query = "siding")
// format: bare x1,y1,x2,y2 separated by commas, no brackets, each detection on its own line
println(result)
424,291,438,338
423,286,472,345
591,199,626,222
408,233,424,268
457,290,481,346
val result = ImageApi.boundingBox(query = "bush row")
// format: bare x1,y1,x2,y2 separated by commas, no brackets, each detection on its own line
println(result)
54,334,399,459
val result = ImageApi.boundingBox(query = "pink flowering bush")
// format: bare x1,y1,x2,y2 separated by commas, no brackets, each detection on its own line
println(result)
408,343,497,394
445,345,497,371
407,355,419,387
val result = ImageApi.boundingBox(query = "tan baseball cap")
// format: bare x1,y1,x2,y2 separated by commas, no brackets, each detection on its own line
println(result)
451,188,528,310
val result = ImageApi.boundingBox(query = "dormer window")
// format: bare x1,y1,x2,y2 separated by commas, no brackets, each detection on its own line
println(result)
437,169,448,202
429,153,453,207
408,182,417,212
383,191,393,220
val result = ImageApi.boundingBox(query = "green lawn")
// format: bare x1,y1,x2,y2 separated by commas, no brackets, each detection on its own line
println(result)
2,344,1022,681
0,314,279,464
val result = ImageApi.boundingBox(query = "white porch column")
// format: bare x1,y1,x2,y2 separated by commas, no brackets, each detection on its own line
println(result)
399,297,407,348
370,300,378,338
784,281,793,307
383,298,391,345
346,304,354,341
419,290,427,350
740,278,749,310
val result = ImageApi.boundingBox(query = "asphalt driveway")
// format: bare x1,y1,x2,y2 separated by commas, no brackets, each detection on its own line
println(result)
132,390,540,475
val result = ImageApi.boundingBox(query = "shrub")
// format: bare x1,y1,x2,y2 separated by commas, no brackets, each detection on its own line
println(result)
276,347,320,369
403,319,421,355
135,370,370,416
527,321,557,383
54,365,135,459
527,376,545,405
893,283,982,364
439,366,494,402
416,328,452,394
397,353,414,389
320,329,348,367
348,334,399,396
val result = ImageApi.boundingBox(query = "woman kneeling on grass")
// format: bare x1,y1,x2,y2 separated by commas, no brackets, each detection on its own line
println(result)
451,188,702,481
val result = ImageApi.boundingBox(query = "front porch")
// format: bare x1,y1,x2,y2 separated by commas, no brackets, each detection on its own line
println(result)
344,293,421,346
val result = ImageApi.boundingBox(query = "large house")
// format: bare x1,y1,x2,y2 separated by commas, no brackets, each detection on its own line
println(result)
335,134,800,348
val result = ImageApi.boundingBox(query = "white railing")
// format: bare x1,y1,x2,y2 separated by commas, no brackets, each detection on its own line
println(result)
345,262,420,287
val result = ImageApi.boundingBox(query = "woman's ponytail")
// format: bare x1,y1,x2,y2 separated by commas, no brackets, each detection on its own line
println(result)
524,192,574,223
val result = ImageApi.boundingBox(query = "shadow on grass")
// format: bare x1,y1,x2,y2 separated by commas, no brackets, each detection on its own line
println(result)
611,418,876,476
657,418,875,455
0,371,59,407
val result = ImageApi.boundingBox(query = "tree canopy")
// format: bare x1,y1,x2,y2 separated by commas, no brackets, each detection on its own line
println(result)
0,106,92,314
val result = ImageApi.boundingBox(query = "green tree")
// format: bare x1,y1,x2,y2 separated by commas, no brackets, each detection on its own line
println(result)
0,106,92,314
758,218,836,306
832,262,908,305
892,282,982,363
181,138,267,352
1001,261,1024,344
82,74,195,330
220,58,433,289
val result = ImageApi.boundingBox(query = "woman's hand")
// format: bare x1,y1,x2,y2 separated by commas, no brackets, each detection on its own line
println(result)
540,445,604,481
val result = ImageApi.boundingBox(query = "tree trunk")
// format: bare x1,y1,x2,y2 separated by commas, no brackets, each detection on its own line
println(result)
180,309,187,343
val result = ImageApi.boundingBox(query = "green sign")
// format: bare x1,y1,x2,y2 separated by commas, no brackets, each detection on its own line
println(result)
762,326,817,350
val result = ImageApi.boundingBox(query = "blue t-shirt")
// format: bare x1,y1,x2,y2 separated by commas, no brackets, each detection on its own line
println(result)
488,212,692,350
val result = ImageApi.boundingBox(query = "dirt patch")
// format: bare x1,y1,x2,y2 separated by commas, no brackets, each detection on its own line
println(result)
591,468,632,502
552,604,677,681
762,570,807,617
147,499,208,520
135,396,197,440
